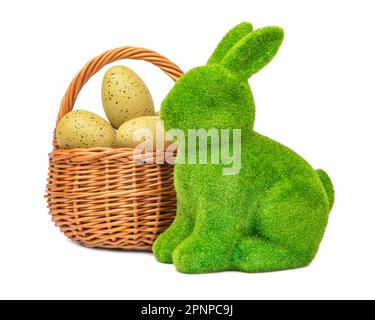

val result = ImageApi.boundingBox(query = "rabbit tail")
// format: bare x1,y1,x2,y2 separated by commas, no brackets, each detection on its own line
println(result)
316,169,334,211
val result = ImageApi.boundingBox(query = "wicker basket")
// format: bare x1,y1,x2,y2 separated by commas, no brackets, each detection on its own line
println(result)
46,47,183,251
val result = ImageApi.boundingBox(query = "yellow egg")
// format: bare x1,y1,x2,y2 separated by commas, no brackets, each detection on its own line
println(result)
116,116,172,150
102,65,155,129
56,110,117,149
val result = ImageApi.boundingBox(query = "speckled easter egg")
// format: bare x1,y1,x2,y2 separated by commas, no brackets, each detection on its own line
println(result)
116,116,172,150
56,110,117,149
102,65,155,129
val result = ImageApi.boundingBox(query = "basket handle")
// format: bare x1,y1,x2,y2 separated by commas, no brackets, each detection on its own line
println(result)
56,46,184,125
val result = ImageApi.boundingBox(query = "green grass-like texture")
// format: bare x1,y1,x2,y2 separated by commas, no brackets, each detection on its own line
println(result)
153,22,335,273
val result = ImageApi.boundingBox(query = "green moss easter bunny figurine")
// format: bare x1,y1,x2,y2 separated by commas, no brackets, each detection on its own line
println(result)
153,22,334,273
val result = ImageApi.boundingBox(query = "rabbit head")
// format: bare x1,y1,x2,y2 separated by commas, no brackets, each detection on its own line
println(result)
161,22,284,137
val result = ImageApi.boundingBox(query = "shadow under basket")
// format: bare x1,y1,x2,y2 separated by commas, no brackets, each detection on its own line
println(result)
46,47,183,250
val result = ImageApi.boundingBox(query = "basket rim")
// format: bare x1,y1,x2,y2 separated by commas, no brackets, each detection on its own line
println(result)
49,146,177,164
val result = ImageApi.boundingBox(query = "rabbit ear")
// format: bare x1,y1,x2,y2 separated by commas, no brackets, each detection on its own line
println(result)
221,26,284,80
207,22,253,65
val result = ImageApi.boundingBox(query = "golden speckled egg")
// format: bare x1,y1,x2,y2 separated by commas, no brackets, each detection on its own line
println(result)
102,65,155,129
116,116,172,150
56,110,117,149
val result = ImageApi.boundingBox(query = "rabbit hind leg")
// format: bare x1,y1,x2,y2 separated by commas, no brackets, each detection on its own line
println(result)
235,177,328,272
235,237,312,273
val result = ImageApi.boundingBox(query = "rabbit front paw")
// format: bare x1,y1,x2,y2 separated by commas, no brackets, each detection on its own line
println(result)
153,213,194,264
172,237,233,273
153,232,175,264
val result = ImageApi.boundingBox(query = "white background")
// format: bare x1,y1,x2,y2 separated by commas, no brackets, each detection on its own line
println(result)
0,0,374,300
